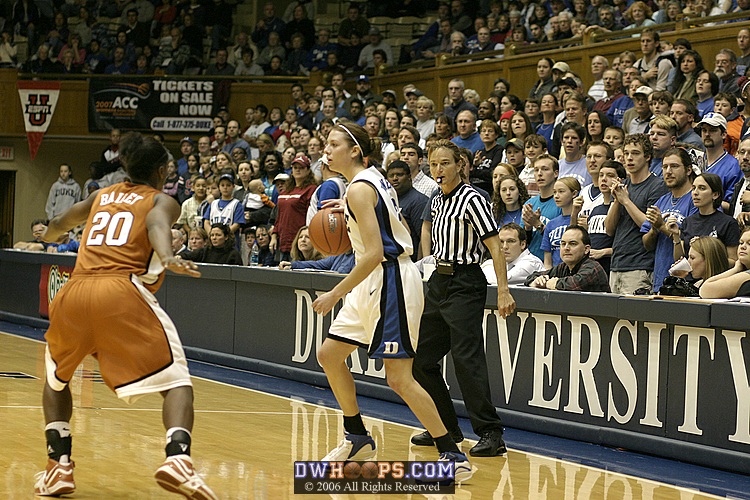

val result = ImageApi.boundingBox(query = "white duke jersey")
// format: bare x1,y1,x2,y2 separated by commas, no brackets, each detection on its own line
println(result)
345,167,413,261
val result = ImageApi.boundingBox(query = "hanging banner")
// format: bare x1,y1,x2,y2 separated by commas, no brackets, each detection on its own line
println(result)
17,81,61,160
88,78,215,133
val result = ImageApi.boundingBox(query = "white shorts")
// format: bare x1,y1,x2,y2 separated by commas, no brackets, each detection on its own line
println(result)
328,257,424,358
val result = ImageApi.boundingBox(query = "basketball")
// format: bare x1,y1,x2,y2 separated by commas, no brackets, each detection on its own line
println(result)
360,461,379,479
308,208,352,255
343,461,361,479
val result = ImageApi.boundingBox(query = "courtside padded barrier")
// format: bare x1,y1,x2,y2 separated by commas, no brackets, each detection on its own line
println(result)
2,249,749,474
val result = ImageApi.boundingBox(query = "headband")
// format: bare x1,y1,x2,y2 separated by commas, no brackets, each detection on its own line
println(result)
338,123,363,158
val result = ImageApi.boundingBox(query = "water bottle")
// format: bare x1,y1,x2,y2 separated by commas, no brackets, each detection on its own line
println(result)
250,241,259,266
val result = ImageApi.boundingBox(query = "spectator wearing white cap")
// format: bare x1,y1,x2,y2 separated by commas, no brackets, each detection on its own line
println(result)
699,112,744,211
382,89,398,107
551,60,570,88
625,86,654,135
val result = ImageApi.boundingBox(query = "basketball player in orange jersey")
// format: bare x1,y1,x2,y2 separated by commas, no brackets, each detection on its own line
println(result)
36,133,217,499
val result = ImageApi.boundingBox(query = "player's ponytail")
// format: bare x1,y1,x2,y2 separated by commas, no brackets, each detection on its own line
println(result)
367,136,383,165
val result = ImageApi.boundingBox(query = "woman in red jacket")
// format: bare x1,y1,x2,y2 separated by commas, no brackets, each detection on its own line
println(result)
270,154,318,261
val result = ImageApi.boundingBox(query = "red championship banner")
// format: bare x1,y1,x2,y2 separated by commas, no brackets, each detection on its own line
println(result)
17,81,61,160
39,264,74,318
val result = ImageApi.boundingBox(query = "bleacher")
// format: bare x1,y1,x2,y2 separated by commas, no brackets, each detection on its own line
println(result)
4,1,750,110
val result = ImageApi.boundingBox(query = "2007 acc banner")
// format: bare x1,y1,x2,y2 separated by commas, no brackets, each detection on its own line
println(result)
88,78,215,133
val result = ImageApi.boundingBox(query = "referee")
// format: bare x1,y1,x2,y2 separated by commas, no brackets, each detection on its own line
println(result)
412,140,515,457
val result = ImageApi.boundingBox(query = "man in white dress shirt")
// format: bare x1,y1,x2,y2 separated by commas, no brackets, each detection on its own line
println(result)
482,223,546,285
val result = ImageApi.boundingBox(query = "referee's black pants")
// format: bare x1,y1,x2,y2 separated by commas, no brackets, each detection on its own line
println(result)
413,264,504,435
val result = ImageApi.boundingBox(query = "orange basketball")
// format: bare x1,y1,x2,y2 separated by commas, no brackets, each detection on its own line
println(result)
360,461,379,479
343,461,361,479
308,208,352,255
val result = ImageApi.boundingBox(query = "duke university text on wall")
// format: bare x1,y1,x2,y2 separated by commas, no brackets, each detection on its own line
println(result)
292,289,750,451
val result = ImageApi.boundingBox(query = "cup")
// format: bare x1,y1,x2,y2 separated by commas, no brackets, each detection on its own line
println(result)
669,257,692,275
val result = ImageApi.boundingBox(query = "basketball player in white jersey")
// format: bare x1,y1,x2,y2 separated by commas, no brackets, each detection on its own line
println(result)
311,121,473,482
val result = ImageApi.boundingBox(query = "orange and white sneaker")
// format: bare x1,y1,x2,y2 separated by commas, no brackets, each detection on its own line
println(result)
34,458,75,496
154,454,217,500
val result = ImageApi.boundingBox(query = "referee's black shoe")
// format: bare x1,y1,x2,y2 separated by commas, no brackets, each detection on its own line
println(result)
410,428,464,446
469,430,507,457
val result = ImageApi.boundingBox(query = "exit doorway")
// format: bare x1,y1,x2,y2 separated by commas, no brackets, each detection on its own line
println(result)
0,171,15,248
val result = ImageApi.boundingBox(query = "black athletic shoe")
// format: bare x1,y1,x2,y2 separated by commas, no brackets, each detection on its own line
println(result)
469,430,507,457
410,428,464,446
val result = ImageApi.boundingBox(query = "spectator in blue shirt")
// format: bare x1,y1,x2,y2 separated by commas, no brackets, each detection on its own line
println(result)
280,251,354,274
542,177,581,268
451,109,483,154
251,1,285,49
523,154,563,260
641,147,698,292
305,28,337,72
104,46,129,74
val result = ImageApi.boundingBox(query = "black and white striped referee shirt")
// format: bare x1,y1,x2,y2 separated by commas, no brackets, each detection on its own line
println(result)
430,183,498,264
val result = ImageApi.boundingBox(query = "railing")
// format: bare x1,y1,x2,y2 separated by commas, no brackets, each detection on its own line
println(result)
381,9,750,75
16,72,308,83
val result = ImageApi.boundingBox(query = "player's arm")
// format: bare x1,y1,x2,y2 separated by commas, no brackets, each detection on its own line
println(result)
482,233,516,318
312,183,382,316
147,193,200,277
42,192,98,242
420,220,432,258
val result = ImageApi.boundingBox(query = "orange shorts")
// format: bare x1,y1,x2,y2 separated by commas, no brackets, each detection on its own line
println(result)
44,273,192,404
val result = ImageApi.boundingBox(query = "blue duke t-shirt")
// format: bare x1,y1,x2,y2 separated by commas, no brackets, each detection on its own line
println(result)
640,191,697,292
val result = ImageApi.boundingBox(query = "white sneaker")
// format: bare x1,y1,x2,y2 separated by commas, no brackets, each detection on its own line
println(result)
439,451,474,483
34,458,75,496
154,455,218,500
322,433,377,462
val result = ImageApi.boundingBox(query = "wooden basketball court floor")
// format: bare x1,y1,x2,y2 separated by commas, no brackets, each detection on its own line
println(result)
1,326,748,499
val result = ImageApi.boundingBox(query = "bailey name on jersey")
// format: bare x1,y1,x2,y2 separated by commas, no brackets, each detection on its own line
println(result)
99,191,145,206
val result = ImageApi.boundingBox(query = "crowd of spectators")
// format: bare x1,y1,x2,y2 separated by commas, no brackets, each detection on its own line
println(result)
4,0,750,74
1,0,417,75
11,1,750,300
